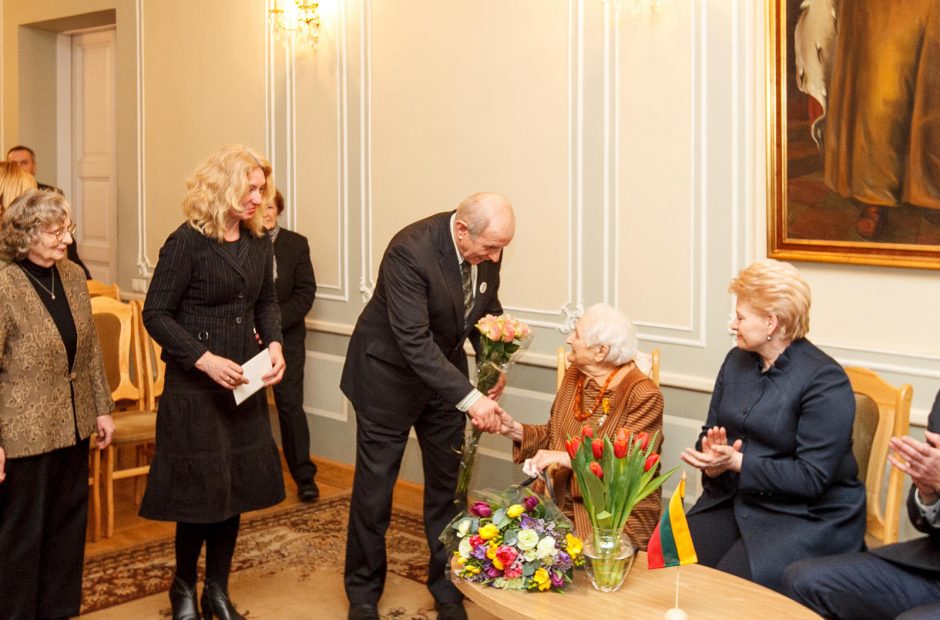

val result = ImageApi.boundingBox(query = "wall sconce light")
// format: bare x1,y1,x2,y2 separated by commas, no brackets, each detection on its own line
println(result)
270,0,321,49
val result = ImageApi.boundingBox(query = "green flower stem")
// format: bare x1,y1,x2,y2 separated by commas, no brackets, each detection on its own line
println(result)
453,361,504,507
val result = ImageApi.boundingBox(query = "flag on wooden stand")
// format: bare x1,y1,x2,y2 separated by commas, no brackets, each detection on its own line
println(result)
647,475,698,569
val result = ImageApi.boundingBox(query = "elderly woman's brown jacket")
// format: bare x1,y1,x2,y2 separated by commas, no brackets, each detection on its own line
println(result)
0,258,113,458
513,363,664,548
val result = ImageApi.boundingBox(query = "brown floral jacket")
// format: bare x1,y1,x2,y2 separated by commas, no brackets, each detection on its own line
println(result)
0,259,113,458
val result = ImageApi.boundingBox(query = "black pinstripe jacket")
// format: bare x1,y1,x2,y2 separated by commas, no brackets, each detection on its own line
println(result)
143,223,283,370
340,211,502,418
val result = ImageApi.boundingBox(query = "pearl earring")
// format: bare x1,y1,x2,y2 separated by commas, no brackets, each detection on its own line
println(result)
766,334,772,341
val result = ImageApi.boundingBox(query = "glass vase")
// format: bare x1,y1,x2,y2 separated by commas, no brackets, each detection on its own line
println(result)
583,527,636,592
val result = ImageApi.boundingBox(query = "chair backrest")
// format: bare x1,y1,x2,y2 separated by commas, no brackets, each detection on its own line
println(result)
556,346,661,390
844,366,912,546
87,279,121,300
91,296,145,410
130,300,165,411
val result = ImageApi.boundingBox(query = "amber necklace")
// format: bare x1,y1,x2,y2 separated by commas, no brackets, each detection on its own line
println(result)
573,367,621,422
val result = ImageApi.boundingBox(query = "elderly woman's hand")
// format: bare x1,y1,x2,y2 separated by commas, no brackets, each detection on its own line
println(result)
95,414,116,450
680,426,743,477
523,449,571,476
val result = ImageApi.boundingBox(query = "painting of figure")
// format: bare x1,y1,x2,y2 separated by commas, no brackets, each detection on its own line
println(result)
768,0,940,269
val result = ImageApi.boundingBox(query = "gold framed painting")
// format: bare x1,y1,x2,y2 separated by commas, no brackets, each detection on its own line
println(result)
767,0,940,270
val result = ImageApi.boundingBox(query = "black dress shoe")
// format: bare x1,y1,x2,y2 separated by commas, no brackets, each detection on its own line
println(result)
298,479,320,502
169,576,200,620
435,601,467,620
200,579,244,620
348,603,380,620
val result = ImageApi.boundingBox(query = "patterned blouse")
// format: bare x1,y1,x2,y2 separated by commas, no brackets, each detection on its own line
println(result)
512,363,664,548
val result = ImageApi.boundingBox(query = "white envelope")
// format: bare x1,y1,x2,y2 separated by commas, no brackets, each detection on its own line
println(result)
233,349,273,405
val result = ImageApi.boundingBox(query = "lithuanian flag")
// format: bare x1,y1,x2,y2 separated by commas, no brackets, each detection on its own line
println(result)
647,475,697,569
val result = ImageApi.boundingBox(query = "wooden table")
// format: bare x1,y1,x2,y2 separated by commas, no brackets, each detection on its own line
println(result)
454,551,821,619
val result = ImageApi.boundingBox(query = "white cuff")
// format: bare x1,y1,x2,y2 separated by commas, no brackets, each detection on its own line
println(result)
914,488,940,527
456,388,484,413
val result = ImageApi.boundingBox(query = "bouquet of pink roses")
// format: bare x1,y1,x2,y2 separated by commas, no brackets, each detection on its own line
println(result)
441,486,583,592
454,313,532,507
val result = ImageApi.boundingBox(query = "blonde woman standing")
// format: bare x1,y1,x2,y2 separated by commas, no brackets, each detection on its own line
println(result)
141,145,286,620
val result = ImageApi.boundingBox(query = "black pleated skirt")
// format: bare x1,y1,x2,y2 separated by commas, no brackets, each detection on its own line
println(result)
140,365,285,523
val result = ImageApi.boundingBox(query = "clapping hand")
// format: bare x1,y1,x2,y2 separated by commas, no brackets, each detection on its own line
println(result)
680,426,743,478
889,430,940,505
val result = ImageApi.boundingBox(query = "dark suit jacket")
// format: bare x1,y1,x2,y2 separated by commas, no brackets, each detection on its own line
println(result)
143,223,283,370
272,227,316,345
340,211,502,420
871,391,940,572
688,338,866,590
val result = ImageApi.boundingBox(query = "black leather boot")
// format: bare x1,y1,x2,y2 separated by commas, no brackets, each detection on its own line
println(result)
200,579,244,620
169,576,200,620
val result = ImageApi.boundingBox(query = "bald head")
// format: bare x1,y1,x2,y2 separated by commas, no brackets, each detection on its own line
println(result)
454,192,515,265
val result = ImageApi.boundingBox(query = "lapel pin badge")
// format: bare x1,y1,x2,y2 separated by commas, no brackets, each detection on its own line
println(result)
479,282,487,294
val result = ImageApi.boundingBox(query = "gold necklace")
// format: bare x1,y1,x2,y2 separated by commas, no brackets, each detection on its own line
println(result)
21,264,56,300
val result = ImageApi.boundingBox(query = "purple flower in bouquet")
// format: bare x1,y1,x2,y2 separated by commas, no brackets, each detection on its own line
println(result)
454,314,532,507
441,487,583,593
471,501,493,518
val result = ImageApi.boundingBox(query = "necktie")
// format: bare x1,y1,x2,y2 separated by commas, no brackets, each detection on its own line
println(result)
461,261,473,325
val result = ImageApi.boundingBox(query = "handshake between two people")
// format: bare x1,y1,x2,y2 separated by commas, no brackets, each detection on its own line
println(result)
466,371,510,434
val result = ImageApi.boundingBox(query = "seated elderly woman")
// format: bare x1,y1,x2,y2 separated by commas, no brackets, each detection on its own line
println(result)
497,303,663,548
680,259,865,593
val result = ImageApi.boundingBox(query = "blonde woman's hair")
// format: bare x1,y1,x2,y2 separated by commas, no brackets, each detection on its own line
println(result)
182,145,274,241
0,161,38,212
0,189,71,261
729,259,811,341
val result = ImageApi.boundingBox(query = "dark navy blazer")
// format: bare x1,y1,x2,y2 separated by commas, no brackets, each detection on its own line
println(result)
687,338,866,590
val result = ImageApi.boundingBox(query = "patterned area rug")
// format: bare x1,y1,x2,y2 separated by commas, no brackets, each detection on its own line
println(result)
80,494,437,618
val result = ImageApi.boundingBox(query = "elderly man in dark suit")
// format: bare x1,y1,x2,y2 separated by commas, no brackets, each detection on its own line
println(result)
784,389,940,619
342,192,514,620
263,191,319,501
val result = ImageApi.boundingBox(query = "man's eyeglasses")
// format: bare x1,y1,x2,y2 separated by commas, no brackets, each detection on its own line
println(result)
43,224,77,241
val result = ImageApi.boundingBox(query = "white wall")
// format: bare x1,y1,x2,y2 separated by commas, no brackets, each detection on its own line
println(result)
4,0,937,537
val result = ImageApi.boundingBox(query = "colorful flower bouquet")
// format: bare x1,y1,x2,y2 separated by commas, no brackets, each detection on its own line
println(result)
441,486,583,592
453,313,532,507
569,425,677,591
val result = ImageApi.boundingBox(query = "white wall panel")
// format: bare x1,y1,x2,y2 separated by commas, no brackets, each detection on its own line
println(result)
368,0,572,316
616,2,697,333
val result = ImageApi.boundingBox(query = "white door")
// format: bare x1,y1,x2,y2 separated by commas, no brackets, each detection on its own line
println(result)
70,29,117,282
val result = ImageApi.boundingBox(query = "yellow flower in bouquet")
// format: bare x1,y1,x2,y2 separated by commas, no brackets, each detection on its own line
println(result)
441,486,583,593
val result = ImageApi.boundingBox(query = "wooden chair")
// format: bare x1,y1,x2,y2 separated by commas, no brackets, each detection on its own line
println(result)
844,366,913,547
91,296,156,537
87,279,121,300
556,346,661,389
131,300,165,412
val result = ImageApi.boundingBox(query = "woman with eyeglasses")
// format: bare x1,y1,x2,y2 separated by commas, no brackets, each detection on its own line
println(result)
0,189,115,618
0,160,92,278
